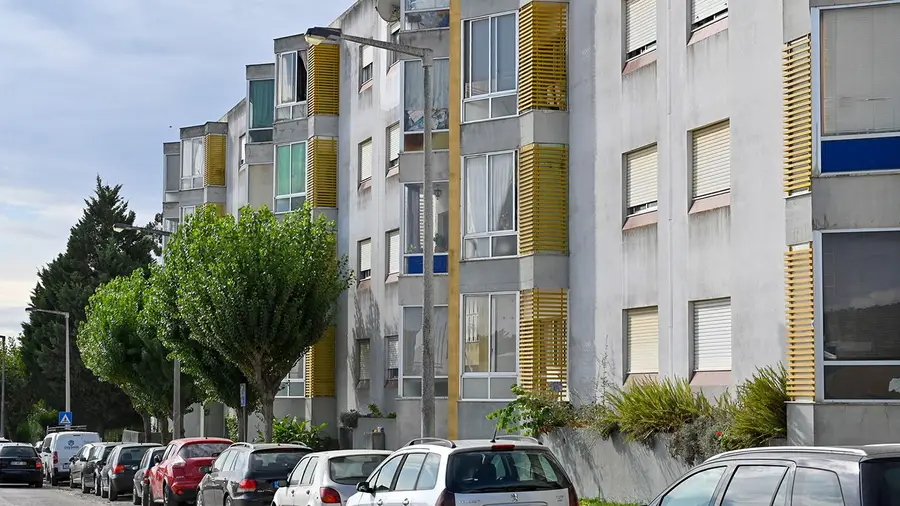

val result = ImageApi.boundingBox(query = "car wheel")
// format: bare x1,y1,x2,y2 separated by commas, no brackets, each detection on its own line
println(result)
109,481,119,501
225,496,233,506
196,491,204,506
96,476,103,496
69,473,77,488
133,484,141,505
163,483,178,506
33,481,42,489
101,478,109,498
82,474,91,493
141,485,151,506
50,471,58,486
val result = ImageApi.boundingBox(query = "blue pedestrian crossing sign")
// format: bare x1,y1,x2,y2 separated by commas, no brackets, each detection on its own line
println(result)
58,412,73,426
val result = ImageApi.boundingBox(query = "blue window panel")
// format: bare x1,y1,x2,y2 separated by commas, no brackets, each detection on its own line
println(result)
405,253,448,274
821,136,900,173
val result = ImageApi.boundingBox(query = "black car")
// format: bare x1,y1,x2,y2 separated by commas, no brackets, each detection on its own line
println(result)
198,442,312,506
99,442,161,502
650,445,900,506
134,446,165,506
84,443,120,497
0,443,43,487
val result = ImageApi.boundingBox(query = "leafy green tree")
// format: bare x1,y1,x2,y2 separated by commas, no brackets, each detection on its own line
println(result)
1,339,38,441
19,177,158,433
160,204,352,441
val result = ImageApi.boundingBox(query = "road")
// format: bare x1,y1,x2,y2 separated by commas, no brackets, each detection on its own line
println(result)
0,483,129,505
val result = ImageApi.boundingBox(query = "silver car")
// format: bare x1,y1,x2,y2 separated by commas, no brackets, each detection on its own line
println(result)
274,450,392,506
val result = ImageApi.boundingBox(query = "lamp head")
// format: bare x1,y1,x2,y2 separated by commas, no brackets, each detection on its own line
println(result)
24,307,33,313
304,26,342,46
113,223,128,233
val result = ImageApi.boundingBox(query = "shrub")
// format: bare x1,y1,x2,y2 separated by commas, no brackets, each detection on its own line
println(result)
262,416,329,450
225,413,238,442
669,395,734,465
339,410,360,429
606,377,712,444
487,385,574,437
725,364,788,450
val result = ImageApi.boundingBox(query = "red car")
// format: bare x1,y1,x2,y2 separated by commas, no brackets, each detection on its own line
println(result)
148,437,232,505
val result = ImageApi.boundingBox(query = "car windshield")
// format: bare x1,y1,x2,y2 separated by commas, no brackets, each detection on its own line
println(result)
102,446,116,459
862,458,900,506
329,455,389,485
119,446,153,465
0,446,37,458
446,449,571,494
178,443,231,459
250,449,310,473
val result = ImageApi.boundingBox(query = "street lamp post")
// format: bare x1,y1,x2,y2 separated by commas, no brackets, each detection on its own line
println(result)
113,222,182,438
25,308,71,413
304,27,436,437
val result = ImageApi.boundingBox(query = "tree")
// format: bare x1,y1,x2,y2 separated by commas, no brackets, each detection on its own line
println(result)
1,339,38,441
78,269,199,440
161,204,352,441
19,177,159,433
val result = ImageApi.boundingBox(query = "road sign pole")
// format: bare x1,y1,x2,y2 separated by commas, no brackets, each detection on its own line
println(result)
240,383,247,442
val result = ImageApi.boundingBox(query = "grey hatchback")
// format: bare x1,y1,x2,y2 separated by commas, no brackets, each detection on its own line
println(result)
649,445,900,506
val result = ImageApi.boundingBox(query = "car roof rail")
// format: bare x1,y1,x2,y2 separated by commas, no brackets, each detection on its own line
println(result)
230,442,252,448
705,446,867,462
46,425,89,434
406,437,457,448
491,435,542,445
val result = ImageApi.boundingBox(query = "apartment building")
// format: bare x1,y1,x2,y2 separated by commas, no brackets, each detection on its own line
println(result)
161,0,900,446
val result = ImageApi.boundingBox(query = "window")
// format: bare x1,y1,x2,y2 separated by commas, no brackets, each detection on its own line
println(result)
625,144,658,216
357,339,371,385
387,229,401,275
387,123,401,170
164,218,179,235
416,453,440,490
358,239,372,280
821,4,900,137
691,120,730,200
403,182,450,274
463,152,517,259
359,138,373,183
793,468,844,506
721,466,788,506
275,142,306,213
239,134,247,165
626,306,659,374
661,467,726,506
372,455,403,491
277,358,305,398
248,79,275,143
180,206,196,223
180,137,204,190
692,298,732,372
301,457,319,485
463,12,517,122
395,453,426,491
401,306,449,397
822,231,900,400
290,458,309,485
403,0,450,30
447,450,570,493
360,46,374,87
461,293,517,400
276,50,308,121
625,0,657,60
386,336,400,384
403,58,450,151
389,24,401,67
691,0,728,31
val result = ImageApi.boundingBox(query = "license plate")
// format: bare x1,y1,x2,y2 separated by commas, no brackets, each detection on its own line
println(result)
62,463,69,470
11,461,25,466
274,481,280,488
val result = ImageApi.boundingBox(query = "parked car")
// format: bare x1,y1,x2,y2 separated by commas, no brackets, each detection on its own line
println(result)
272,450,391,506
198,442,314,505
87,443,121,496
346,437,577,506
648,445,900,506
0,442,43,487
99,442,161,502
68,442,101,490
135,447,166,506
40,429,101,485
148,437,233,505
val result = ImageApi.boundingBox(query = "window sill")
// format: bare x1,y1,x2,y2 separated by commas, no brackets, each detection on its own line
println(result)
458,398,516,403
688,17,728,46
357,279,372,289
690,370,731,387
461,253,519,262
386,166,399,179
623,210,659,231
623,49,657,75
385,273,399,284
358,179,372,192
625,373,658,386
359,80,374,93
689,192,731,214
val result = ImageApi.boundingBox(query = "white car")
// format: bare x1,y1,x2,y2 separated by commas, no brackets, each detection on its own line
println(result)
274,450,392,506
345,437,577,506
39,430,100,485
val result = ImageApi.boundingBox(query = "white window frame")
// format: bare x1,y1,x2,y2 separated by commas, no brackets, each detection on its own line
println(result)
402,181,450,275
163,218,180,234
357,339,372,385
387,229,401,275
358,238,373,281
400,305,450,399
625,143,659,216
180,138,205,190
247,78,275,143
387,123,401,170
360,45,374,88
276,50,308,122
274,141,307,214
401,57,451,139
462,151,518,260
401,0,450,31
690,0,728,31
388,23,402,68
180,206,196,223
690,298,732,373
278,357,306,398
459,292,519,401
461,11,519,124
814,227,900,403
239,134,247,166
385,335,400,384
359,138,374,183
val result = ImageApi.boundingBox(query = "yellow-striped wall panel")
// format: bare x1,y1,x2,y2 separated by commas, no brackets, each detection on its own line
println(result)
204,134,227,186
519,144,568,255
518,1,568,114
783,35,812,195
307,137,338,208
307,43,341,117
785,243,814,401
519,289,568,393
305,327,336,397
201,203,226,216
447,0,462,440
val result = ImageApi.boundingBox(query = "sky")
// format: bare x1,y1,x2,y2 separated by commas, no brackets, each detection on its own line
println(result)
0,0,354,338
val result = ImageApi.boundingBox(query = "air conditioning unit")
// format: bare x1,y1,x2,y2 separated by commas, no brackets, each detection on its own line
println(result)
376,0,401,22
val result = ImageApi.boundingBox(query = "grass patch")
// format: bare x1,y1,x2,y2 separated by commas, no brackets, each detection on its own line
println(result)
606,377,712,444
581,498,642,506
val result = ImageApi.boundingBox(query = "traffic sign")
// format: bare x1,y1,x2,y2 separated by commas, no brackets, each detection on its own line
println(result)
58,412,73,426
240,383,247,408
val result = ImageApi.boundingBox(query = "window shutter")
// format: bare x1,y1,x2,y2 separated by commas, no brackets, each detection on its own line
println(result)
386,337,399,370
627,307,659,374
360,140,373,182
419,191,426,248
691,0,727,24
626,144,658,210
692,120,731,199
388,230,400,274
625,0,657,54
362,45,374,68
389,124,400,163
693,298,732,371
359,239,372,273
358,340,371,380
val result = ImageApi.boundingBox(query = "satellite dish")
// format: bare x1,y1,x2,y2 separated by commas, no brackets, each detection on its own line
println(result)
376,0,401,22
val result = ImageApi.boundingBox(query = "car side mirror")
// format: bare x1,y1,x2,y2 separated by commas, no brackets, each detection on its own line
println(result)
199,466,211,474
153,455,161,465
357,482,373,494
211,452,221,458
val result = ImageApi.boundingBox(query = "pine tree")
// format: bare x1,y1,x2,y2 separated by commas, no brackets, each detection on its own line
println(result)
19,176,159,434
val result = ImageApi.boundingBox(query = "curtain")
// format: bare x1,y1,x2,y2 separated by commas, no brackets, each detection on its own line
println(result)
490,153,515,232
249,79,275,129
278,52,296,104
432,59,450,130
465,157,488,235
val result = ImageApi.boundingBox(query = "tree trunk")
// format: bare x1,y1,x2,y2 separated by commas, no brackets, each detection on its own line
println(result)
142,412,152,443
159,417,169,444
262,391,276,443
